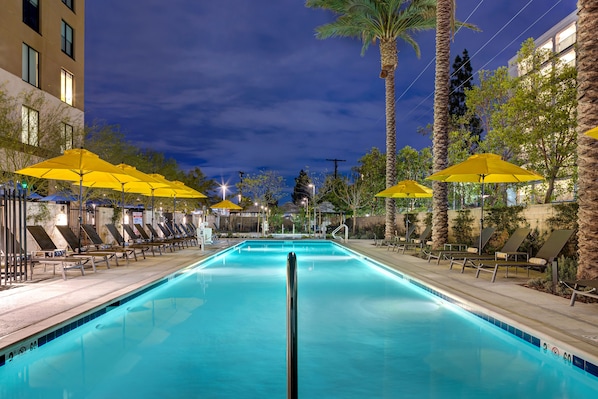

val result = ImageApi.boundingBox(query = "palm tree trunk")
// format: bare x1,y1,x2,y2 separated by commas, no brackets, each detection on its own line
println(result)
576,0,598,279
380,39,398,240
431,0,452,249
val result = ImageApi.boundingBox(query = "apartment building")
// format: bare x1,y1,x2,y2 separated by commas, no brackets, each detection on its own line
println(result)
508,11,577,76
0,0,85,171
507,11,578,204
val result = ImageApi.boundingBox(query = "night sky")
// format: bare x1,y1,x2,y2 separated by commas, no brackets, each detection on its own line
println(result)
84,0,576,192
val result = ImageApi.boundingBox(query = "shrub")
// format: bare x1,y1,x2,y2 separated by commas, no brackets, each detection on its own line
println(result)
453,210,474,245
484,205,527,252
547,202,578,259
526,256,577,296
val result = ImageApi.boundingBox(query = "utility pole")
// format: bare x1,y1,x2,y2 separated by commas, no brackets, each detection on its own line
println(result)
326,158,346,179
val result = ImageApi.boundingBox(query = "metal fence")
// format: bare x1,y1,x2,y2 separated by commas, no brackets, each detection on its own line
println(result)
0,182,28,285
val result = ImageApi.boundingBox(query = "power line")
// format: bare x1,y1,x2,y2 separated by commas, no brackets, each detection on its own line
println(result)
393,0,565,130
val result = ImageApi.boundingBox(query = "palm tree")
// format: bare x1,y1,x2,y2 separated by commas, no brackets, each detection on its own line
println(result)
576,0,598,279
431,0,453,249
306,0,437,240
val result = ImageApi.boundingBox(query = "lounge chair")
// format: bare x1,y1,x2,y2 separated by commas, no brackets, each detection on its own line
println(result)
174,223,198,246
150,224,185,249
561,280,598,306
26,225,108,279
388,224,417,251
134,224,175,252
395,225,432,254
81,224,140,261
160,223,190,248
448,227,531,272
122,224,168,254
105,223,160,257
56,225,125,266
426,227,496,264
474,229,574,283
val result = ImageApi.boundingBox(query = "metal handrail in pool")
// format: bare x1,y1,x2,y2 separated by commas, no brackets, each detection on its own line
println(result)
331,224,348,242
287,252,298,399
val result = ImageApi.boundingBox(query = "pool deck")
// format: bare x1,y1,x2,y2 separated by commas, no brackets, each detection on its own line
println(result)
1,238,598,366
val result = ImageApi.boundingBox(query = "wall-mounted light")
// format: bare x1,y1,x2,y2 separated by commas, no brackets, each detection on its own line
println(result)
56,206,67,226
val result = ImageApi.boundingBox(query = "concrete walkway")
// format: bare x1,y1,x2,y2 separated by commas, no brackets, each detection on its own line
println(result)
1,238,597,367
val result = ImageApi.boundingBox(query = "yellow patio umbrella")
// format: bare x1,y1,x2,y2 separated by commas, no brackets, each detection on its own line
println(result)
426,153,544,254
585,126,598,139
211,199,243,211
138,175,206,229
168,181,207,199
210,200,242,232
376,180,432,241
16,148,139,252
79,164,171,245
375,180,433,198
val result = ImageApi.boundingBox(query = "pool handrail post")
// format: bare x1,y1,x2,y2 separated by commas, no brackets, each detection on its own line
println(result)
287,252,298,399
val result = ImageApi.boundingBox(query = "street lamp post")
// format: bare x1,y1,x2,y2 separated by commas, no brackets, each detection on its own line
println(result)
301,198,309,235
254,202,259,234
309,184,316,238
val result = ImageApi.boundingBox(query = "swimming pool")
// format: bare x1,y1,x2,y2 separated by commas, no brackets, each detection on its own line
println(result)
0,240,596,398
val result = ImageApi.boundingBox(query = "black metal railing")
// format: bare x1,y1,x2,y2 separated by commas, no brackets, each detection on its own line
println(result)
0,182,29,285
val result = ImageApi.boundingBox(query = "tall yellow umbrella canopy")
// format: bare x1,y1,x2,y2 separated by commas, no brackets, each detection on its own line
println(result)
81,164,171,192
15,148,139,251
78,164,171,245
376,180,432,241
169,181,207,199
140,175,206,229
426,153,544,183
426,153,544,254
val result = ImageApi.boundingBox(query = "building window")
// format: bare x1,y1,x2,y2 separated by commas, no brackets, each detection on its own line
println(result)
559,50,576,68
61,21,74,57
538,40,553,64
557,23,576,52
61,123,74,152
21,106,39,146
61,69,74,105
539,40,553,53
62,0,74,11
23,0,39,32
22,43,39,87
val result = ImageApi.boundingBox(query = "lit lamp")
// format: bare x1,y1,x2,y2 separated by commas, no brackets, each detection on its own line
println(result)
56,206,68,226
221,184,227,201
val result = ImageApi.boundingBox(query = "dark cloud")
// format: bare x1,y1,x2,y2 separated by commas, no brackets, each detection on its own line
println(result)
85,0,577,194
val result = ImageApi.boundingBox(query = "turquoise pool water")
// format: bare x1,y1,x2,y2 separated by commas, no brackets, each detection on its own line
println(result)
0,241,596,398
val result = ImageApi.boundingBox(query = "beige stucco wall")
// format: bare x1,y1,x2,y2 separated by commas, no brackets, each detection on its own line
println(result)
354,203,564,240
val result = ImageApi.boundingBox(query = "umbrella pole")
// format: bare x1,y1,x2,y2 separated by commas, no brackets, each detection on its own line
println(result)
78,177,83,254
151,189,155,232
121,184,126,246
479,179,485,255
173,195,176,229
